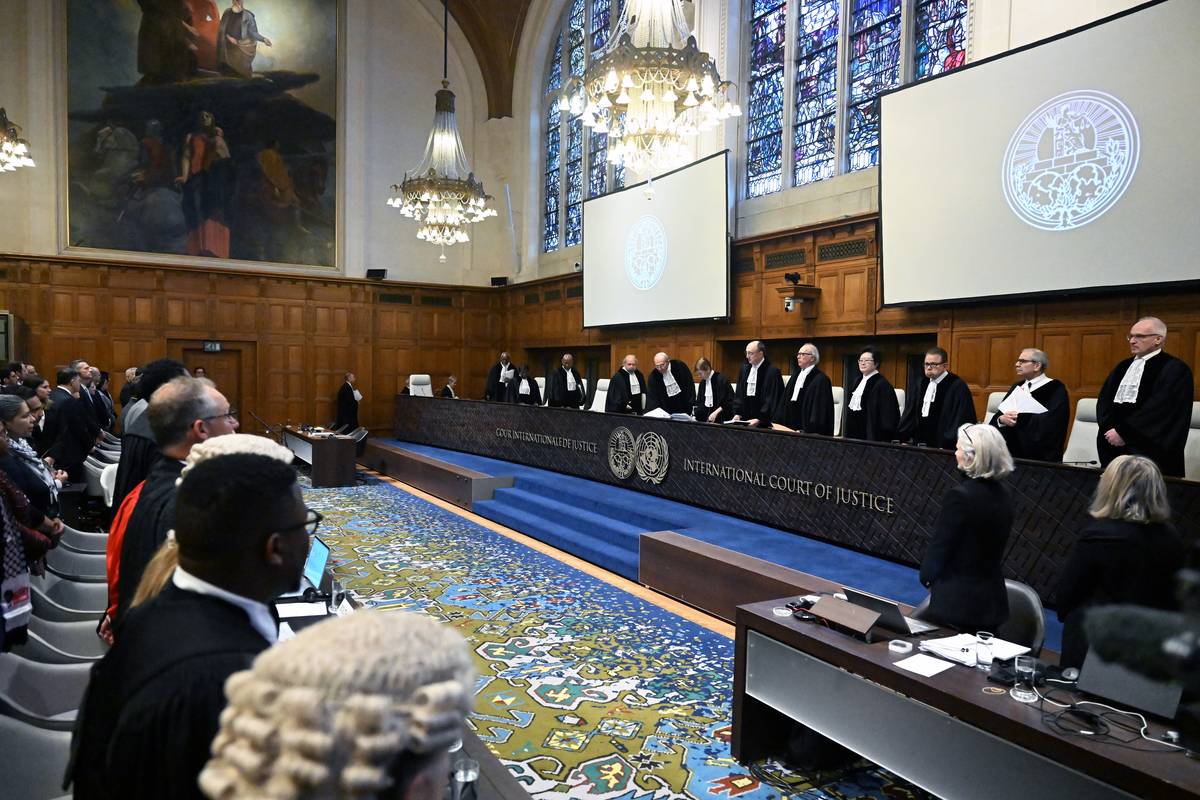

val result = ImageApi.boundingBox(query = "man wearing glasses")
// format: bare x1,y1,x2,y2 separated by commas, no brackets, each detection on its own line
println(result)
779,344,835,435
1096,317,1194,477
988,348,1070,462
898,347,976,450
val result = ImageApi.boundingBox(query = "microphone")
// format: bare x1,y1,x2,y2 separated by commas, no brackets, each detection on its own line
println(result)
249,411,284,442
1062,459,1100,466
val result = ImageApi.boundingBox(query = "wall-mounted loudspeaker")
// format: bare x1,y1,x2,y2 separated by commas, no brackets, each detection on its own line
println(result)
490,276,509,287
366,269,387,280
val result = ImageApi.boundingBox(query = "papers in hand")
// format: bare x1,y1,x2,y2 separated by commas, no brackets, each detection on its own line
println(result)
895,653,956,677
997,391,1049,415
500,368,514,383
643,407,671,419
919,633,1029,666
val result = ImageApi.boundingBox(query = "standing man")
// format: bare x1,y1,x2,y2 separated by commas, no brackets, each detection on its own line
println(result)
731,341,784,428
646,352,696,416
335,371,361,430
485,351,515,402
119,367,139,410
43,367,96,480
989,348,1070,462
843,347,899,443
547,353,585,409
898,347,976,449
605,354,647,414
70,359,107,437
1096,317,1194,477
779,343,834,435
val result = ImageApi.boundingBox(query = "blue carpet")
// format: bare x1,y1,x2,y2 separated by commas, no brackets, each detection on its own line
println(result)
382,438,1063,652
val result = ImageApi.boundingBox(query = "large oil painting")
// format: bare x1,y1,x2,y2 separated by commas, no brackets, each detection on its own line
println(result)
66,0,338,268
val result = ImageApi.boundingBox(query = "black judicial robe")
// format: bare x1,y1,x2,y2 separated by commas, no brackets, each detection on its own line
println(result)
112,399,159,513
843,373,899,443
505,375,542,405
897,372,976,449
732,359,784,427
439,385,457,398
70,584,270,800
114,459,183,628
605,369,647,414
695,372,735,422
779,367,835,435
335,382,359,430
988,379,1070,462
645,360,696,415
547,367,585,408
1096,352,1193,477
485,362,514,401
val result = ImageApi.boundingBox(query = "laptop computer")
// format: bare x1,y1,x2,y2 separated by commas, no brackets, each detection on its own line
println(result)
842,587,939,635
1077,648,1182,720
278,535,330,600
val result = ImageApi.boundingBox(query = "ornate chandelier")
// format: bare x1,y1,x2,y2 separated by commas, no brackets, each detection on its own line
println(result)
387,0,496,260
0,108,35,172
558,0,740,177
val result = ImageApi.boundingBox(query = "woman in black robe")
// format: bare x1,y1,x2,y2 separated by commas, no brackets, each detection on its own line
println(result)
843,347,899,443
694,358,734,423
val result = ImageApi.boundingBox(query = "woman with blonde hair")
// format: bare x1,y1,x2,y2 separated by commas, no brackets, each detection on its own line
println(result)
200,609,474,800
918,424,1015,631
1056,455,1184,668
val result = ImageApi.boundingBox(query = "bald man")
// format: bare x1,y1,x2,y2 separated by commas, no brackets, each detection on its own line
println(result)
605,354,647,414
646,352,696,416
731,341,784,428
1096,316,1194,477
547,353,585,409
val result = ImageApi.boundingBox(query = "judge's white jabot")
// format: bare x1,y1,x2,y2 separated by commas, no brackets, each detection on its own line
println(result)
849,371,877,411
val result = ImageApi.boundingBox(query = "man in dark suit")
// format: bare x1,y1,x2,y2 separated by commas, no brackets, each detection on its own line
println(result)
988,348,1070,462
43,367,97,481
484,351,514,402
646,352,696,416
1096,316,1194,477
71,452,310,800
843,347,899,443
71,360,111,433
898,347,976,450
779,343,834,435
546,353,585,409
605,354,646,414
731,340,784,428
334,371,360,430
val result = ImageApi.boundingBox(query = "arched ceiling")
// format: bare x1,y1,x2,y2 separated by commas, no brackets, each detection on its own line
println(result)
448,0,534,119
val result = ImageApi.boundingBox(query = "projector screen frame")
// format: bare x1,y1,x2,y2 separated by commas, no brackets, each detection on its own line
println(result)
581,149,732,329
876,0,1197,309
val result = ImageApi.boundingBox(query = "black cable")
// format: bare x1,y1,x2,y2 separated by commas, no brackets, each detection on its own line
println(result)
442,0,449,81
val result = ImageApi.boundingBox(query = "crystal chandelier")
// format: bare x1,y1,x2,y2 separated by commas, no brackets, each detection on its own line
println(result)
0,108,36,172
558,0,740,177
387,0,496,261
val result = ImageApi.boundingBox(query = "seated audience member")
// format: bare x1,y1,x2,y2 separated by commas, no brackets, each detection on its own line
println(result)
647,352,696,415
112,359,189,511
694,358,734,423
193,366,207,379
547,353,585,409
731,340,784,428
506,365,542,405
439,375,459,399
0,394,65,521
199,610,474,800
988,348,1070,462
485,351,514,401
22,374,50,405
0,362,20,389
897,347,975,449
779,344,834,435
606,354,647,414
843,347,899,443
918,424,1014,632
1096,316,1194,477
1055,455,1185,669
70,453,312,800
0,426,58,650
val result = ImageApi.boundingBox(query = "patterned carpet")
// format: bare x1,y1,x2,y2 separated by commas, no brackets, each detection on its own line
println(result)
304,481,935,800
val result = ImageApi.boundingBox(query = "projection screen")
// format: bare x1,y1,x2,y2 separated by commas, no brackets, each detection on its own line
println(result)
583,151,729,327
880,0,1200,306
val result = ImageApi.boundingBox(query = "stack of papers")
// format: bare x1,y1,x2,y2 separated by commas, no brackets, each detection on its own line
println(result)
895,653,957,677
918,633,1030,666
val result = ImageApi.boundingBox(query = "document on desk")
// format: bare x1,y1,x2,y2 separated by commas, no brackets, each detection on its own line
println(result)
276,601,329,619
895,653,956,677
997,391,1049,415
920,633,1030,665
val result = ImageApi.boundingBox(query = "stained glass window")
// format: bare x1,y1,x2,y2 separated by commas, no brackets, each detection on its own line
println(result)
846,0,901,171
565,116,584,246
588,130,608,197
746,0,787,198
913,0,967,79
543,103,561,252
590,0,612,52
569,0,586,78
547,32,563,94
793,0,839,186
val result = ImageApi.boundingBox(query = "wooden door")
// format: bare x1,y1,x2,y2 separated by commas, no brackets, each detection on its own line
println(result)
181,348,242,420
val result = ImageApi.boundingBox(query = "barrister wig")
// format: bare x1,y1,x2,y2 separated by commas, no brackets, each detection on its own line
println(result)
199,610,474,800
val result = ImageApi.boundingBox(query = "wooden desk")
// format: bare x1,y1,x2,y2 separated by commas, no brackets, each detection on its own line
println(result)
283,427,357,488
733,599,1199,799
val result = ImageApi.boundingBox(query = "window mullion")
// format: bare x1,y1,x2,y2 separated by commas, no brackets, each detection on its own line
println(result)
781,0,798,189
833,0,851,174
898,0,914,85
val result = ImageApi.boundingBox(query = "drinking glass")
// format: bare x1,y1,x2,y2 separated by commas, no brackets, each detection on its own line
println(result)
1010,655,1038,703
328,579,345,614
975,631,995,671
452,758,479,800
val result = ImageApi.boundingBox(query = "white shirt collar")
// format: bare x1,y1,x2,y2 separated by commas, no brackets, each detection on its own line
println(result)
792,365,815,399
1139,348,1161,361
1025,374,1051,391
930,371,948,386
172,566,278,644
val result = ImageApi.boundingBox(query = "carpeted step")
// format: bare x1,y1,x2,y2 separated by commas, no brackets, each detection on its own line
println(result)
484,487,646,549
506,475,688,532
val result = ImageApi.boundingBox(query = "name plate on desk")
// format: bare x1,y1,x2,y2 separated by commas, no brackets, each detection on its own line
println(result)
809,596,881,641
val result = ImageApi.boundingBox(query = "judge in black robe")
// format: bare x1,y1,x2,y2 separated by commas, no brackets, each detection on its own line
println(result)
778,345,834,435
646,355,696,415
505,367,542,405
485,353,514,401
1096,323,1194,477
546,355,585,409
694,360,734,423
731,341,784,428
439,376,458,398
989,350,1070,462
334,373,360,430
605,356,647,414
898,354,976,449
114,458,184,629
843,348,899,443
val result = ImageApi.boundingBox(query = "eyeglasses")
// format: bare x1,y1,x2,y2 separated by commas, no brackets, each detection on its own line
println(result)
923,362,945,368
1126,333,1160,341
1015,358,1036,364
857,358,875,364
798,351,816,357
200,408,238,423
957,422,975,450
285,508,323,536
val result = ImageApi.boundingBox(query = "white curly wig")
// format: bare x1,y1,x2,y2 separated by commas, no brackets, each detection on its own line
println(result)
199,610,474,800
177,433,297,486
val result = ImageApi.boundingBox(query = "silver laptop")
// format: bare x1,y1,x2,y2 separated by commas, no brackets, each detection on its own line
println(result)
843,587,939,635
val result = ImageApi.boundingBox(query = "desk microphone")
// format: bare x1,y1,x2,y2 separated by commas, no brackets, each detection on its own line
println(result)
249,411,284,442
1062,460,1100,466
